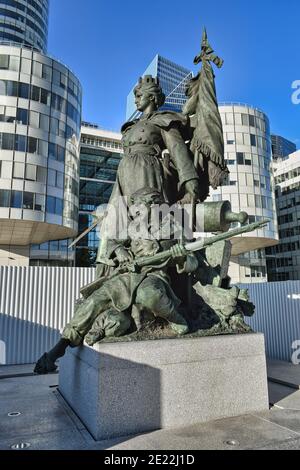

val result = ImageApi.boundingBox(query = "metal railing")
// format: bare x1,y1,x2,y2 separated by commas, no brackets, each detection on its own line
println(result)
0,265,299,364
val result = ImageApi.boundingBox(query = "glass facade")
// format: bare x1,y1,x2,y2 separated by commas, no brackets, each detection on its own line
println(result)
76,127,122,267
271,135,297,161
0,45,82,264
126,54,193,121
29,125,123,267
266,150,300,281
207,104,278,283
0,0,49,53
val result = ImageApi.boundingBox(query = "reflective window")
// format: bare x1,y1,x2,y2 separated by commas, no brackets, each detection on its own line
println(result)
0,189,10,207
40,113,49,132
16,108,29,125
31,85,40,102
18,82,29,99
23,192,34,210
0,54,9,69
46,195,55,213
42,64,52,81
250,134,256,147
27,137,38,154
37,166,47,183
1,133,14,150
15,135,26,152
47,168,56,186
40,88,51,105
11,190,22,208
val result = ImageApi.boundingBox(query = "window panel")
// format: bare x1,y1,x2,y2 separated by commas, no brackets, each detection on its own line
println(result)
0,189,10,207
35,194,45,211
57,145,65,162
0,54,9,69
56,171,64,188
0,161,12,179
31,85,40,102
40,114,49,132
0,80,5,95
50,117,59,135
29,110,39,128
21,58,31,75
48,142,56,159
7,81,18,96
236,133,244,145
37,166,47,183
40,88,51,105
32,61,42,78
42,64,52,81
48,168,56,186
16,108,29,125
27,137,38,154
250,134,256,147
55,198,63,215
1,133,14,150
23,192,34,209
242,114,249,126
38,139,48,157
13,162,25,179
18,82,29,99
9,56,19,72
249,115,255,127
15,134,26,152
11,190,22,208
237,152,244,164
25,164,37,181
46,195,56,213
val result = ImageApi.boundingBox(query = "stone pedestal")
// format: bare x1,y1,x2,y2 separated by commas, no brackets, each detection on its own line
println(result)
59,333,269,441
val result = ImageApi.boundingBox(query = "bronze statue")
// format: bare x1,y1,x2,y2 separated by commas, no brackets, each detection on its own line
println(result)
34,29,264,375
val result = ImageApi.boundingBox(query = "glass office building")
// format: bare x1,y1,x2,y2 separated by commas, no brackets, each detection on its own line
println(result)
126,54,192,121
76,124,122,266
0,1,82,266
271,134,296,161
0,0,49,53
207,104,278,283
266,150,300,281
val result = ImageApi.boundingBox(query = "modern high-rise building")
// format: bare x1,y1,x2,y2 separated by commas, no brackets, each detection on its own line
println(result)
271,135,296,161
0,0,49,53
126,54,193,121
0,0,82,266
29,123,123,267
208,104,279,283
76,124,122,266
266,150,300,281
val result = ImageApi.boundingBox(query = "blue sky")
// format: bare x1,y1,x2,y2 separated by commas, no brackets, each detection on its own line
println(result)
49,0,299,146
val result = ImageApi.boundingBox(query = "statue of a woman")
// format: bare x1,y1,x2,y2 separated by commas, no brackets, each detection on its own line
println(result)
96,75,201,266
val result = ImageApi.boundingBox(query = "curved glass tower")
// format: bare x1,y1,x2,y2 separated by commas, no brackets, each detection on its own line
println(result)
0,0,49,53
0,1,82,266
209,103,279,283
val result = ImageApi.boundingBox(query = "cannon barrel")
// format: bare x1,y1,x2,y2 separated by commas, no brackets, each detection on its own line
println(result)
195,200,249,232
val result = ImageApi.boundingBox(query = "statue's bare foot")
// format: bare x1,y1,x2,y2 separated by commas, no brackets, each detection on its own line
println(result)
34,353,57,375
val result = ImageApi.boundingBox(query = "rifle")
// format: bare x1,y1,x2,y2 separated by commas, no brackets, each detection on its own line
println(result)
80,219,269,298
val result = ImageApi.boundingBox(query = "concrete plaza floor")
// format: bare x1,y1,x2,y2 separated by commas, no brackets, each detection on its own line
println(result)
0,360,300,450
